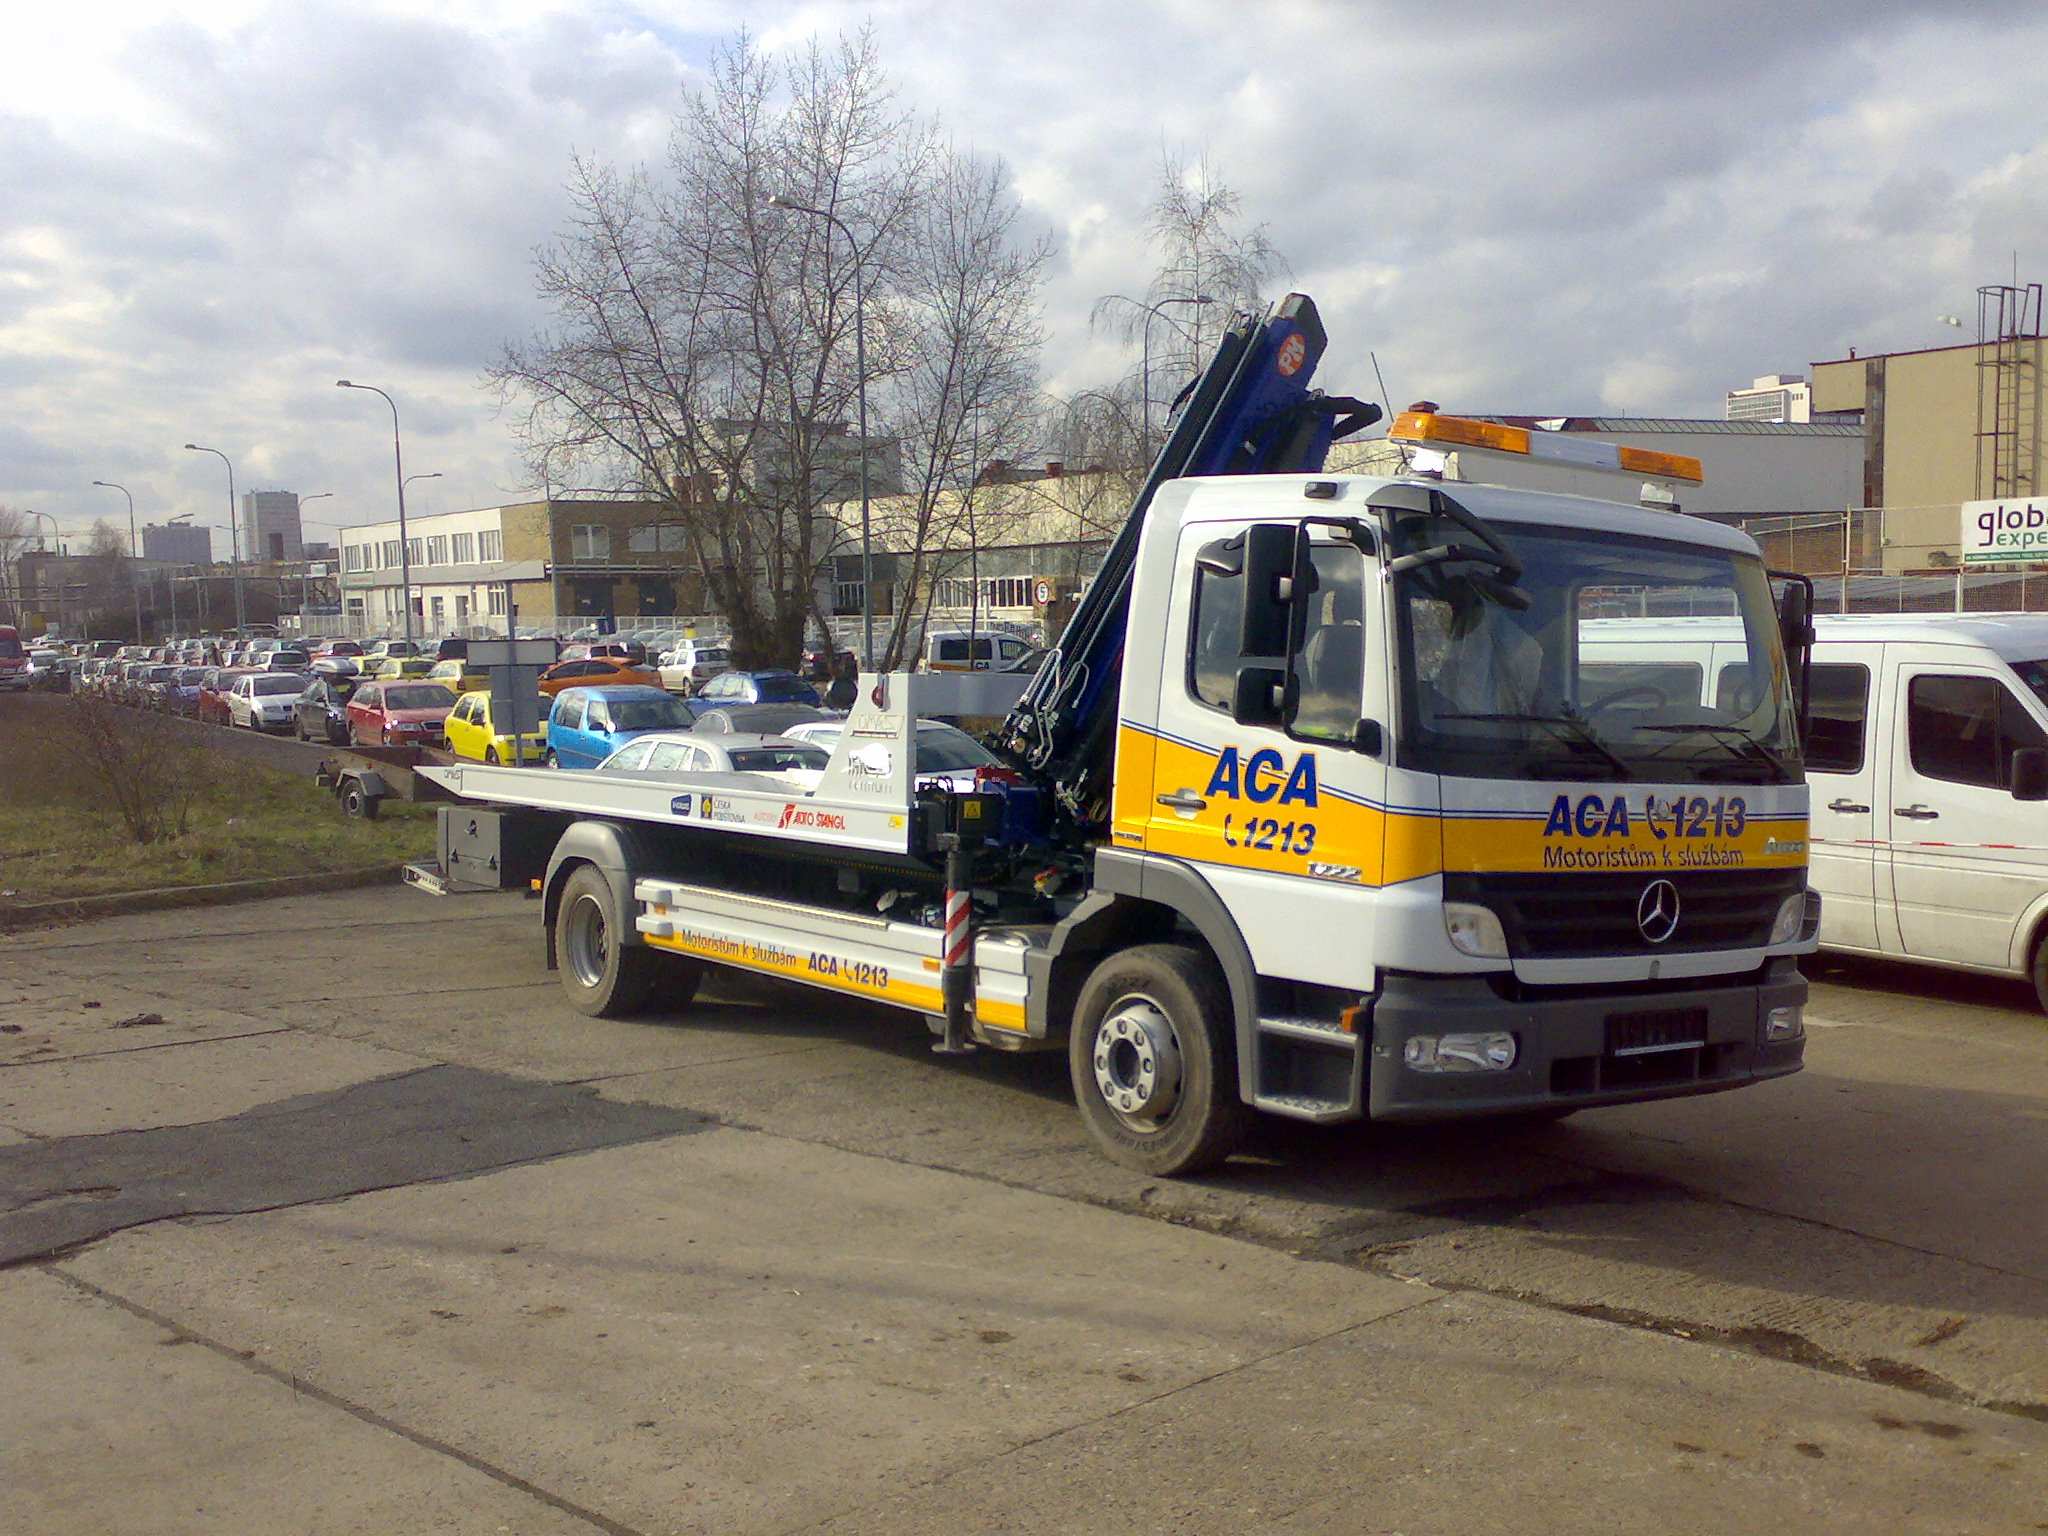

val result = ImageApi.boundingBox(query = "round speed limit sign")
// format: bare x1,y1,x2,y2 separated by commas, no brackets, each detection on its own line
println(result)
1033,578,1053,606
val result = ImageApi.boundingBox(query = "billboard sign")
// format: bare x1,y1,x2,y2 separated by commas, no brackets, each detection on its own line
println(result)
1962,498,2048,565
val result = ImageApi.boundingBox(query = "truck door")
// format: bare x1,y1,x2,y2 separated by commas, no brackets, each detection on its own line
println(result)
1887,658,2048,969
1140,519,1390,991
1794,651,1884,953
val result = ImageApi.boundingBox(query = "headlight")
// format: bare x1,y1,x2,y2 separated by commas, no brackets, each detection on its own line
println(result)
1766,1005,1804,1040
1405,1032,1518,1072
1768,891,1807,945
1444,902,1509,959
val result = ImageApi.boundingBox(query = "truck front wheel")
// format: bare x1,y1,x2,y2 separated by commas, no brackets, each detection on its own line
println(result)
1069,943,1248,1176
555,866,659,1017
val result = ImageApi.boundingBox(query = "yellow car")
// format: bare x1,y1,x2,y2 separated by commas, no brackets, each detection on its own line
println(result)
443,689,550,764
361,655,436,681
426,658,489,695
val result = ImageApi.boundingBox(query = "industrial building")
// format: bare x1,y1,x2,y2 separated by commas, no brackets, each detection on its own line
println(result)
140,520,212,564
241,490,305,563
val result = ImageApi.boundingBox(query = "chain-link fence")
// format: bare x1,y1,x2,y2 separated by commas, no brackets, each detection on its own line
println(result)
1735,506,2048,615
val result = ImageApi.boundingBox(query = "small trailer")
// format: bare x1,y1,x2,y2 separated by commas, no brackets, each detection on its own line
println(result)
316,744,461,819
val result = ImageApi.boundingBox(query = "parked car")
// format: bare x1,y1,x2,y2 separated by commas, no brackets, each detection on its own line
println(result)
294,676,361,744
920,629,1038,672
166,667,211,716
310,656,363,680
801,644,857,682
545,685,701,769
346,681,457,747
694,668,822,707
318,639,365,658
597,731,829,785
537,655,664,697
424,658,488,697
364,639,424,659
227,671,309,731
560,640,650,666
779,718,998,789
444,690,550,764
137,663,183,708
197,668,246,724
361,654,436,681
656,640,731,694
689,702,832,736
267,648,310,671
433,636,470,663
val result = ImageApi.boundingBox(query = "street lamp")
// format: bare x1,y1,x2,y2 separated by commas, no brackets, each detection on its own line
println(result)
766,193,873,667
183,443,245,635
294,492,333,632
1102,294,1216,442
91,480,145,642
336,379,416,648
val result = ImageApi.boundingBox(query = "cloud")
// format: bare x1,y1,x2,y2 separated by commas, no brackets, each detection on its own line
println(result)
3,0,2046,538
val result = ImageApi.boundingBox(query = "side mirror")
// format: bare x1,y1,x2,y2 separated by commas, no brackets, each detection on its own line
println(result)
1353,718,1384,757
1777,579,1814,651
1238,524,1298,656
2012,747,2048,802
1231,665,1290,728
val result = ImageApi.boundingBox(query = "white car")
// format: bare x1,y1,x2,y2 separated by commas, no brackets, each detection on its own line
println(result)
597,731,828,788
780,718,998,789
228,671,308,731
657,639,732,694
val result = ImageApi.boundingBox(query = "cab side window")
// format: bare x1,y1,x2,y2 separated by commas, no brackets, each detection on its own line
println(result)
556,694,586,731
1908,674,2045,789
1186,541,1366,742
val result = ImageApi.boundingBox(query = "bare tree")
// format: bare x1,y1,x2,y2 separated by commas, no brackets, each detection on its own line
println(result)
0,506,32,625
864,146,1051,669
492,28,997,670
1091,147,1286,438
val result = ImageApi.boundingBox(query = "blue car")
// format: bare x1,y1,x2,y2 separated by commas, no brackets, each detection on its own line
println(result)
546,685,703,769
693,668,823,706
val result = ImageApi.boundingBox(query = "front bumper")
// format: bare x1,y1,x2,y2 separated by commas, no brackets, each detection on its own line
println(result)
1366,958,1806,1120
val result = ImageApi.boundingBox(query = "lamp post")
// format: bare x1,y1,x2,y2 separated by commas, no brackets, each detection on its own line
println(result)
766,194,873,667
183,444,244,635
1103,294,1215,443
337,380,415,649
91,480,145,641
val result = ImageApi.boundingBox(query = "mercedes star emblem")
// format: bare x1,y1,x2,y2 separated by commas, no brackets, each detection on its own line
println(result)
1636,879,1681,944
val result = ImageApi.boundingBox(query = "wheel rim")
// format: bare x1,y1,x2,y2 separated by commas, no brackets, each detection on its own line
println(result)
1089,992,1184,1134
565,893,609,989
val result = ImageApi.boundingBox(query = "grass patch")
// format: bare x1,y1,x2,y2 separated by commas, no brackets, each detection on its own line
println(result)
0,705,432,902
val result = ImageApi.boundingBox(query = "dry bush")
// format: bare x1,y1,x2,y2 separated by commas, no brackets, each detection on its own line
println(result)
61,694,208,845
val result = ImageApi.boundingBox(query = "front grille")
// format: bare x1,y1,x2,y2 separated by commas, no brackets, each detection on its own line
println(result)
1446,868,1801,957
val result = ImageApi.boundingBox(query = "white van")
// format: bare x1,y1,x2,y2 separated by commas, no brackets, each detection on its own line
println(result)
1583,613,2048,1008
922,628,1036,672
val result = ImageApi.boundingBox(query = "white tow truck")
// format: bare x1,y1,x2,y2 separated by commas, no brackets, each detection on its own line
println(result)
419,295,1820,1174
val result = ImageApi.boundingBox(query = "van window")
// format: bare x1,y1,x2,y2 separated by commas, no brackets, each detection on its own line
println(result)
555,695,585,731
1907,674,2046,789
1800,664,1870,774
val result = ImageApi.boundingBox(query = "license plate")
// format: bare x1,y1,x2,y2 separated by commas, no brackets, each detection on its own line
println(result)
1605,1007,1708,1057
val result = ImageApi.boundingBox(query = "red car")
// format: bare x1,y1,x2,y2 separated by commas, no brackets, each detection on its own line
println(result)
317,639,365,658
198,667,263,725
346,680,457,746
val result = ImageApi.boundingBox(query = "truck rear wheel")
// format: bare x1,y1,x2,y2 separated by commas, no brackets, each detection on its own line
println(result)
1069,943,1247,1176
555,866,660,1017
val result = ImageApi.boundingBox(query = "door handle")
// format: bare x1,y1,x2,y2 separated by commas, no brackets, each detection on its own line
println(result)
1156,790,1209,813
1893,804,1940,820
1827,798,1870,814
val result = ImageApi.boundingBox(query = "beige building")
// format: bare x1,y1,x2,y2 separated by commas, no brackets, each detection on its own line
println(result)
338,498,707,639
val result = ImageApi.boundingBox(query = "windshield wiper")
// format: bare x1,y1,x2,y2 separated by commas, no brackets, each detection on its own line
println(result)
1637,720,1793,779
1433,710,1633,779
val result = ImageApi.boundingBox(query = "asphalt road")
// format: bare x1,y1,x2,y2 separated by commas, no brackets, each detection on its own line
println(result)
3,885,2045,1533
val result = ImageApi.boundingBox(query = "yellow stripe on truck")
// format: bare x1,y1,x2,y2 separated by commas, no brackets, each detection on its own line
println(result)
644,927,1027,1031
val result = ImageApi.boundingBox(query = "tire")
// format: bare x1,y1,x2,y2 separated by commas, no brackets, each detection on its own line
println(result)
544,750,558,769
339,780,380,819
2031,930,2048,1014
1068,943,1248,1176
554,866,661,1017
484,746,499,765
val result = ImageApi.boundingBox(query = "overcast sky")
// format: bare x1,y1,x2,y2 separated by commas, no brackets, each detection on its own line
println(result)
6,0,2045,556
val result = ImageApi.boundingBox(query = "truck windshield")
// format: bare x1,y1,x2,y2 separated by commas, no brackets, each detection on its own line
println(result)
1393,521,1798,784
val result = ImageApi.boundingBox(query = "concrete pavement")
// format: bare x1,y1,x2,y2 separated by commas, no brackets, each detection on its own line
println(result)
3,886,2045,1532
